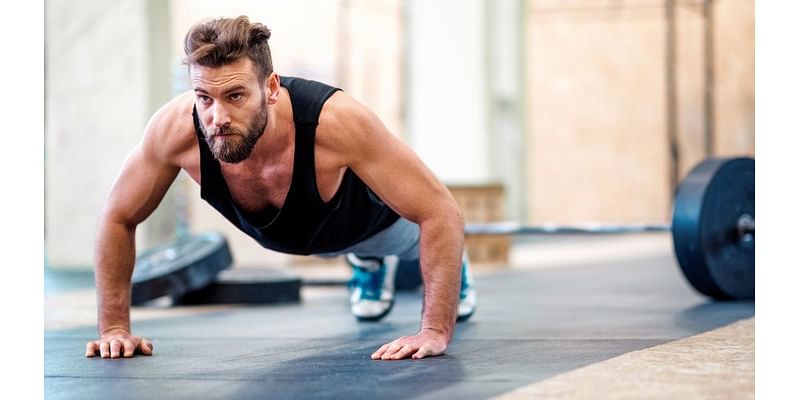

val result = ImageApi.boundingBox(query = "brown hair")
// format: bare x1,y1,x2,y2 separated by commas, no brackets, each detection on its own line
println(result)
183,16,273,83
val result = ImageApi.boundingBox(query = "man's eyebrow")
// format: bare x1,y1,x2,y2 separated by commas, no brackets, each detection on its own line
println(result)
192,85,247,95
224,85,247,93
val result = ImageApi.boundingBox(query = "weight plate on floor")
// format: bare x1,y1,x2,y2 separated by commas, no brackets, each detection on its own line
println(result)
672,157,755,300
172,268,301,305
131,232,233,305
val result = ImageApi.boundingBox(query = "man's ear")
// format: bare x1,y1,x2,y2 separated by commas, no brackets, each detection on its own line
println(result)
266,72,280,105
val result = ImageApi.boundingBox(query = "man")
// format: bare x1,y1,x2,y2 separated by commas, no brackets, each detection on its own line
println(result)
85,16,476,361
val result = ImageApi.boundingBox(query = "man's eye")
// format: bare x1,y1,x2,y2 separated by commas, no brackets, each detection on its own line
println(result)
230,93,243,101
198,95,212,104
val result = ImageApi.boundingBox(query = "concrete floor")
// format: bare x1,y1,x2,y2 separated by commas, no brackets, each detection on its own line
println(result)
44,234,755,399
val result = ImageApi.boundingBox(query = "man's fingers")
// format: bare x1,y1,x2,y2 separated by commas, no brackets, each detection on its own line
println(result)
380,343,405,360
389,345,416,360
371,343,391,360
139,339,154,355
99,342,110,358
412,345,432,360
371,331,449,361
86,336,154,359
85,341,98,357
109,340,123,359
122,339,136,358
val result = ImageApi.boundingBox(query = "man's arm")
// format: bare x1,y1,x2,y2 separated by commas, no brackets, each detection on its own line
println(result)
321,93,465,360
86,108,184,358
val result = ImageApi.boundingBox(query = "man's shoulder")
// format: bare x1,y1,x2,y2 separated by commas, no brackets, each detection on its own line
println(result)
318,90,375,134
316,91,389,164
317,91,359,137
148,92,196,133
141,92,198,160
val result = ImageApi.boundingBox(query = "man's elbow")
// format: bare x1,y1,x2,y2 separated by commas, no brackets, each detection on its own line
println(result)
436,199,464,234
450,202,465,232
98,204,140,233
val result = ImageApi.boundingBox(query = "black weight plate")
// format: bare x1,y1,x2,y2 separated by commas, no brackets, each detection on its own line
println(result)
131,232,233,305
672,157,755,300
172,268,301,305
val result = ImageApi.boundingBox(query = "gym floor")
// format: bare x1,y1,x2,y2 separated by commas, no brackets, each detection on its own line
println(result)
44,233,754,399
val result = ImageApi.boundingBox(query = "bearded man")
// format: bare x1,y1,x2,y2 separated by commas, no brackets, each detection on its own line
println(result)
85,16,476,361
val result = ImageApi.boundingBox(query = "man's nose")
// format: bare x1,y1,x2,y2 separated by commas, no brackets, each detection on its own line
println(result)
212,104,231,127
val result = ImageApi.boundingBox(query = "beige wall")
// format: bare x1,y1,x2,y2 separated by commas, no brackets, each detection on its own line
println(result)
674,0,755,178
525,2,671,223
524,0,754,224
339,0,405,140
714,0,755,157
45,0,174,267
675,4,706,178
44,0,754,268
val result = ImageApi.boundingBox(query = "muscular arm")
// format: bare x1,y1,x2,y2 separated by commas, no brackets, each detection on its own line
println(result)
95,142,180,332
321,93,465,359
87,101,190,358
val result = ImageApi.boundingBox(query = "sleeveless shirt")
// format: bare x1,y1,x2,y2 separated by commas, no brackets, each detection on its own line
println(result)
192,76,400,255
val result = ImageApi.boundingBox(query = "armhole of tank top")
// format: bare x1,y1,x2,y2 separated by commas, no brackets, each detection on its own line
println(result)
320,167,351,211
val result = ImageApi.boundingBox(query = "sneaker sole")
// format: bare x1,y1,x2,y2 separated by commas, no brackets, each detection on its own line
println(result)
456,307,476,322
354,301,394,322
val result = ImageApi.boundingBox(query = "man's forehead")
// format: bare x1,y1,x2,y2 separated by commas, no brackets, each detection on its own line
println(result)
189,59,258,87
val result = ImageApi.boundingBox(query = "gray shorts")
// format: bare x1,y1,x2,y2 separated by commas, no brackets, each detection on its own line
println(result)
315,217,420,261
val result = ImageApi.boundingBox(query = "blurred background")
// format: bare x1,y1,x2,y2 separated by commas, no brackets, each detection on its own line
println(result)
44,0,754,270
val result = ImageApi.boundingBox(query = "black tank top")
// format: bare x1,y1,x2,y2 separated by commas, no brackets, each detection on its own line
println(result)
192,76,400,255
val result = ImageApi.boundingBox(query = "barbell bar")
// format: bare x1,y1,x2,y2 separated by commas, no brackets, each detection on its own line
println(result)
465,222,672,235
465,156,755,301
131,157,754,305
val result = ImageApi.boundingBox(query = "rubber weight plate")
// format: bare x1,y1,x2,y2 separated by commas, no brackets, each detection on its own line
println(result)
131,232,233,305
172,268,301,305
672,157,755,300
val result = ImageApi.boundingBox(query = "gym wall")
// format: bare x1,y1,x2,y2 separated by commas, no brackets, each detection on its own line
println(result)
524,0,754,224
44,0,753,268
45,0,175,267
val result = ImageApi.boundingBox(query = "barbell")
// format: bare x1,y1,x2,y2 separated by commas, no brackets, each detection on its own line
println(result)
131,157,754,305
465,156,755,301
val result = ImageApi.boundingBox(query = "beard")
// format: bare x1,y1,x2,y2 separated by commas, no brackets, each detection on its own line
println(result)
201,93,268,163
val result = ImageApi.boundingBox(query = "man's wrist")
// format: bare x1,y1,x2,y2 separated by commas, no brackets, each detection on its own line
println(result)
420,325,452,342
99,324,130,336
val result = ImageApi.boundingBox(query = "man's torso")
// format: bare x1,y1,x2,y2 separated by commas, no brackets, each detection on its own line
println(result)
167,86,348,215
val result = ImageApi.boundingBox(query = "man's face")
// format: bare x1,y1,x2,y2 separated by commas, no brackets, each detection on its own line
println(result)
190,58,268,163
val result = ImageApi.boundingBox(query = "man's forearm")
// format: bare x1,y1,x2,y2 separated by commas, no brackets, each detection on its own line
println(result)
417,212,465,341
94,218,138,333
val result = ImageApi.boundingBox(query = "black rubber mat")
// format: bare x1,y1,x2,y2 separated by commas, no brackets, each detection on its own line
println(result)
45,253,754,399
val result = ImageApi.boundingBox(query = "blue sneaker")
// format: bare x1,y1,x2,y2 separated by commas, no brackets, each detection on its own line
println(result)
346,254,398,322
457,256,477,322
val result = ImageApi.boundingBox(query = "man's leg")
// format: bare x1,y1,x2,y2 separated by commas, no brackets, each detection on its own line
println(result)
456,250,477,322
345,254,398,321
340,218,418,321
346,252,477,322
319,218,477,321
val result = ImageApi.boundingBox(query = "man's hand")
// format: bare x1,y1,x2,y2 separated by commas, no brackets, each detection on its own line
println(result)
85,327,154,359
371,328,448,360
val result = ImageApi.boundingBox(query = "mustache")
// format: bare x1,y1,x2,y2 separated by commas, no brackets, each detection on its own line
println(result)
207,125,242,137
